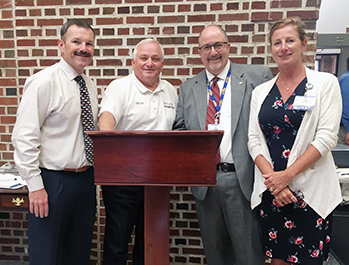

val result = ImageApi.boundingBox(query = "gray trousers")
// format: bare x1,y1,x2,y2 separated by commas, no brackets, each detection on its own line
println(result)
195,170,265,265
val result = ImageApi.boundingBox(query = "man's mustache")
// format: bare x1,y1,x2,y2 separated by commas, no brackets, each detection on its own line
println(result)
74,51,91,57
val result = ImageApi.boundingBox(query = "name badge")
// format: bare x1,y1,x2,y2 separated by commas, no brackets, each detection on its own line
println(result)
292,96,315,111
208,124,224,131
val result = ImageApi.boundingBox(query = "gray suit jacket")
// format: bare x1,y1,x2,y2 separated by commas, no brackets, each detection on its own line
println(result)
173,61,273,201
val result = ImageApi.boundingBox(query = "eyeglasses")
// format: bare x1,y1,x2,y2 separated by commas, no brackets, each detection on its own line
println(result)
199,42,228,53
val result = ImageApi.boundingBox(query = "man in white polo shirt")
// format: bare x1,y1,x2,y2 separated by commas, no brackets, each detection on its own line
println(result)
98,38,178,265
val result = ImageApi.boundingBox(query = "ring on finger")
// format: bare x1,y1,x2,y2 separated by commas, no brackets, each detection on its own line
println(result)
269,187,274,192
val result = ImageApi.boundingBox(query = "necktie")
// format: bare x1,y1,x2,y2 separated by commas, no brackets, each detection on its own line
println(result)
206,76,221,163
206,76,220,128
75,75,94,164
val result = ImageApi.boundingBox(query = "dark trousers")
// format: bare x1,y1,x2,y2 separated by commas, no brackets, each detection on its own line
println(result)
28,167,96,265
102,186,144,265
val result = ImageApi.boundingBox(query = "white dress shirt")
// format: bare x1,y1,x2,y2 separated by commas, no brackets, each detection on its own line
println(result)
99,72,178,130
205,62,233,163
12,59,98,192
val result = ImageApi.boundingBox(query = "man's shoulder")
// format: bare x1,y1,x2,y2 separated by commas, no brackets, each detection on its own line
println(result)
160,79,177,92
339,71,349,82
181,70,206,86
107,75,131,89
24,63,61,88
230,63,273,86
230,62,269,73
28,63,58,79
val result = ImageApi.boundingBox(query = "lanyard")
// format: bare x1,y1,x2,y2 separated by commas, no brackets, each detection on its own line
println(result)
206,69,231,114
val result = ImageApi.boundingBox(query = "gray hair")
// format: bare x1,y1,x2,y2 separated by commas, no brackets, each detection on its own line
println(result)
132,38,164,62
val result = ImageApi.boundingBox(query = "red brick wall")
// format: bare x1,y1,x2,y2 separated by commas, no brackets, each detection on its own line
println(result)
0,0,321,264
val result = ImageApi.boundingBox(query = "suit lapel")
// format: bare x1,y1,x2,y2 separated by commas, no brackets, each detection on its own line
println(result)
191,65,248,132
230,63,246,137
192,71,208,130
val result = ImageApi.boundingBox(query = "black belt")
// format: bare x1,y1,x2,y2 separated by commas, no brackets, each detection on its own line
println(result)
217,162,235,172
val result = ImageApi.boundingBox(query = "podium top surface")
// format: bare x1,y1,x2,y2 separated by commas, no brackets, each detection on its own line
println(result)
88,130,223,137
88,130,223,186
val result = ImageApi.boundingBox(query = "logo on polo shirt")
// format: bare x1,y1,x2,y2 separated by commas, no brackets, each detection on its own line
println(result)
163,102,175,109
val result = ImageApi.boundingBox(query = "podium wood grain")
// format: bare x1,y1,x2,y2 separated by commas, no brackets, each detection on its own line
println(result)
88,130,223,265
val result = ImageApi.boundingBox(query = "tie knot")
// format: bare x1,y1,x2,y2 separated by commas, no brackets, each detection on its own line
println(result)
212,76,219,84
74,75,85,87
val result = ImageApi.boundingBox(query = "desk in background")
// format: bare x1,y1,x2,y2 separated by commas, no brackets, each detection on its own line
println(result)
0,187,28,211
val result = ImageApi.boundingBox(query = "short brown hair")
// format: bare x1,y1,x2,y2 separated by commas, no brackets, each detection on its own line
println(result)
268,16,306,44
60,19,95,42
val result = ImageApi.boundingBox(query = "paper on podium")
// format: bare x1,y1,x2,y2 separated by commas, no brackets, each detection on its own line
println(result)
338,168,349,183
0,173,26,189
337,168,349,203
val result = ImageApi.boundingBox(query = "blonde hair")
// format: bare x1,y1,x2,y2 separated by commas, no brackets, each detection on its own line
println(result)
269,16,306,44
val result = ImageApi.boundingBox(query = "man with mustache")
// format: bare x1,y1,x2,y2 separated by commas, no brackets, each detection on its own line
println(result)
99,38,178,265
173,25,273,264
12,19,97,265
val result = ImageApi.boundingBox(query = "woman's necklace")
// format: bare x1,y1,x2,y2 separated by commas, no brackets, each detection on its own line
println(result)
277,75,305,92
277,79,296,92
278,67,306,92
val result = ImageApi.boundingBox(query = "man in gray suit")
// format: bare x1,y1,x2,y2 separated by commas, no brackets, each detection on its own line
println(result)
173,25,273,265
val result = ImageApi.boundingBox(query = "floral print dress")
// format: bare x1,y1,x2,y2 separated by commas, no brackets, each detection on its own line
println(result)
257,78,332,265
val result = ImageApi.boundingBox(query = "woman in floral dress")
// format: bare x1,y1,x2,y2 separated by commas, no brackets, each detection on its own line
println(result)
248,17,342,265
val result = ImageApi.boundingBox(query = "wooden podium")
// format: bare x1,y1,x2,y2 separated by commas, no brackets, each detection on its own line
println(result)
88,130,223,265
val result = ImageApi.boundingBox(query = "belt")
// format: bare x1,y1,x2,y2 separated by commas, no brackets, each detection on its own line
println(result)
64,166,91,173
217,162,235,172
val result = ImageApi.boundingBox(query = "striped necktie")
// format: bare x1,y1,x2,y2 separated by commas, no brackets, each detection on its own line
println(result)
206,76,221,163
206,76,220,128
